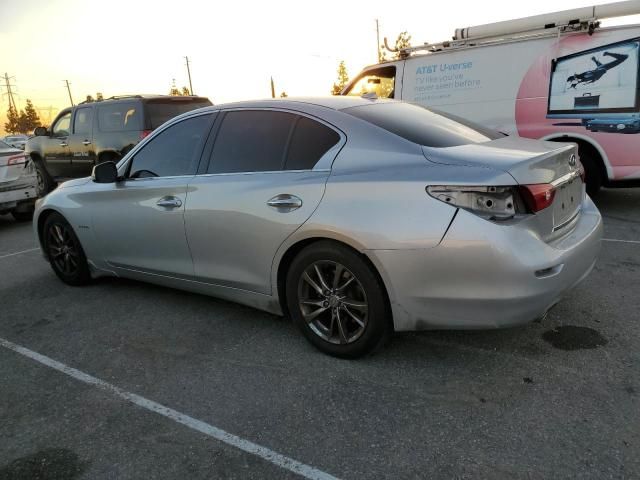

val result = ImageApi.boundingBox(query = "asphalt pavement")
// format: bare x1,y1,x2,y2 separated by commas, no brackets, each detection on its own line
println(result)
0,188,638,479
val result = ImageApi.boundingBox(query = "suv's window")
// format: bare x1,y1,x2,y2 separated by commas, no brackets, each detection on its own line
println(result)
344,66,396,98
284,117,340,170
98,103,141,132
52,112,72,137
73,107,93,135
128,114,211,178
207,110,296,174
343,102,501,148
146,99,212,129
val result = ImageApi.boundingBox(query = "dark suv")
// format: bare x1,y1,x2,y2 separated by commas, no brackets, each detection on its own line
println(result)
27,94,212,195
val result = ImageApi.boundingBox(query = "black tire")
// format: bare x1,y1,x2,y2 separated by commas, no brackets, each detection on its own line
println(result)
35,162,56,197
11,210,33,222
577,145,603,197
286,241,391,358
43,213,91,286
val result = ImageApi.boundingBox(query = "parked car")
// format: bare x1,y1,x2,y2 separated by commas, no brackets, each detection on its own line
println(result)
0,140,37,221
343,2,640,196
3,134,28,150
27,94,212,196
33,97,602,357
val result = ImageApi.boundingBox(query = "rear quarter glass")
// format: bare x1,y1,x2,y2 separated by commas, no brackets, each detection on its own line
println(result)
146,99,213,129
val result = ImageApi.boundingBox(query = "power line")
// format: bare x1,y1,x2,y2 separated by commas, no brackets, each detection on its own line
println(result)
63,80,74,106
184,56,194,95
1,73,17,111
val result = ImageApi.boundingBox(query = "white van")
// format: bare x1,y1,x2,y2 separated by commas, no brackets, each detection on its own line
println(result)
342,1,640,195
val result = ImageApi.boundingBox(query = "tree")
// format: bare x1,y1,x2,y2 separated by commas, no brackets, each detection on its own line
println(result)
181,86,191,96
4,105,20,134
280,91,288,98
392,31,412,59
331,60,349,95
4,99,42,134
379,31,413,62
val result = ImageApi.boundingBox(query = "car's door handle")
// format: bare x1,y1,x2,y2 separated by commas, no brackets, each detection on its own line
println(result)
156,196,183,208
59,142,68,147
267,194,303,211
82,140,91,146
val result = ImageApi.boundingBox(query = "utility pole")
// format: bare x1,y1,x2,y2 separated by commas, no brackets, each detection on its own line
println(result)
184,56,194,95
63,80,74,106
2,73,17,111
270,77,276,99
376,19,381,63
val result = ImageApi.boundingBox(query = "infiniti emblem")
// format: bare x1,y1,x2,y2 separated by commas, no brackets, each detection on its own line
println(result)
569,154,577,167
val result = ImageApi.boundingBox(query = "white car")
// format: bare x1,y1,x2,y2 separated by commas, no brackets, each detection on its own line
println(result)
0,140,37,221
3,134,28,151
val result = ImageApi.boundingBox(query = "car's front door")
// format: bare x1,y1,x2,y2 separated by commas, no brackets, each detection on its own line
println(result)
185,109,344,294
43,110,72,179
90,112,214,277
68,106,96,177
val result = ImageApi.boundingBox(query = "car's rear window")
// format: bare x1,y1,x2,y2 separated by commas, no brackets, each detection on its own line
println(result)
0,140,12,149
342,102,502,148
146,99,212,129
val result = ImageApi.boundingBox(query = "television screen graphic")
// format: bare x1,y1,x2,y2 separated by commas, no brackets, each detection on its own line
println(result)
548,40,640,115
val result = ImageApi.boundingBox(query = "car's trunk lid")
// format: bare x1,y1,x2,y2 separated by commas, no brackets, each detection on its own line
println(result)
422,136,585,240
0,150,28,184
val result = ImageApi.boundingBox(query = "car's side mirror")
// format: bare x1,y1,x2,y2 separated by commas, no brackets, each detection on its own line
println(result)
34,126,48,136
92,161,118,183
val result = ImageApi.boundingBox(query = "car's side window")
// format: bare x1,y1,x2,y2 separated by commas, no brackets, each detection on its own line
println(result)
207,110,296,174
98,103,141,132
127,114,212,179
52,112,72,138
73,107,93,135
284,117,340,170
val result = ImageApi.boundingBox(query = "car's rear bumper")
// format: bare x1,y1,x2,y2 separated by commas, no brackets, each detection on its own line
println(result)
367,196,603,331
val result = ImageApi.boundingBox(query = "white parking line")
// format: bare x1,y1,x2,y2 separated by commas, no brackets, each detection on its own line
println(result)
0,337,340,480
0,247,39,260
602,238,640,245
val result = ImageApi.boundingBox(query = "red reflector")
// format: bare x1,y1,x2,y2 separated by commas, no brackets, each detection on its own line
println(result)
140,130,152,140
519,184,556,212
7,154,26,166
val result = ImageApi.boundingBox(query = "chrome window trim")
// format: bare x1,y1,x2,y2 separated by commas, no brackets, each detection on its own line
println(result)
193,169,331,179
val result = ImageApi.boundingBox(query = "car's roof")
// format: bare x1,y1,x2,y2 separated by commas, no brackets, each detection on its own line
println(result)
203,96,395,112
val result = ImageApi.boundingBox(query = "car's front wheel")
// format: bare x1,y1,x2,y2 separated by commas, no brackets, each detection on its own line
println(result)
286,241,391,358
43,213,91,286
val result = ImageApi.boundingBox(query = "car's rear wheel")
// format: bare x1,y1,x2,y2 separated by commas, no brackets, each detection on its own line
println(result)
43,213,91,286
286,241,391,358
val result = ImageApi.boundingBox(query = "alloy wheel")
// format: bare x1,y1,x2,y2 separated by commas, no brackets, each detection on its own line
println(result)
297,260,368,345
47,223,79,276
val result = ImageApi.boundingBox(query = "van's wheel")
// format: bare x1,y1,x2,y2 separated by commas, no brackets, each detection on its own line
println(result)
286,241,391,358
577,145,602,197
35,163,56,197
43,213,91,286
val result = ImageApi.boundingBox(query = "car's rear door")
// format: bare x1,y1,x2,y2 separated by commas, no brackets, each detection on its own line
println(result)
89,112,214,277
184,109,344,295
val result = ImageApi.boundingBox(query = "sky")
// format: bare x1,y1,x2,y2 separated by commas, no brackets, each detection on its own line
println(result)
1,0,640,133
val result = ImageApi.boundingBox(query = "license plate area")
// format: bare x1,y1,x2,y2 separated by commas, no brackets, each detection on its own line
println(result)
552,176,583,231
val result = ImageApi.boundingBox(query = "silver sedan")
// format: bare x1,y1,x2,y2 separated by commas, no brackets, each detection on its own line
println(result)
33,97,602,357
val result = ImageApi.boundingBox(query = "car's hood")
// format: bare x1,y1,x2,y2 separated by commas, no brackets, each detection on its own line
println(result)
422,136,577,185
58,177,92,189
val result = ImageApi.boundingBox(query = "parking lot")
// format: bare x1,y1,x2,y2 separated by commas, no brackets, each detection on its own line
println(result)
0,188,638,480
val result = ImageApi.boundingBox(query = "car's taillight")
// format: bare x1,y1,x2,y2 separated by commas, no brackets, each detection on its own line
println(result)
140,130,152,140
426,185,518,220
7,154,27,166
519,184,556,212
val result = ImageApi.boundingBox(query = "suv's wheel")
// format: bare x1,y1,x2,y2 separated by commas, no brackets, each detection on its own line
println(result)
286,241,391,358
43,213,91,286
35,162,56,197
